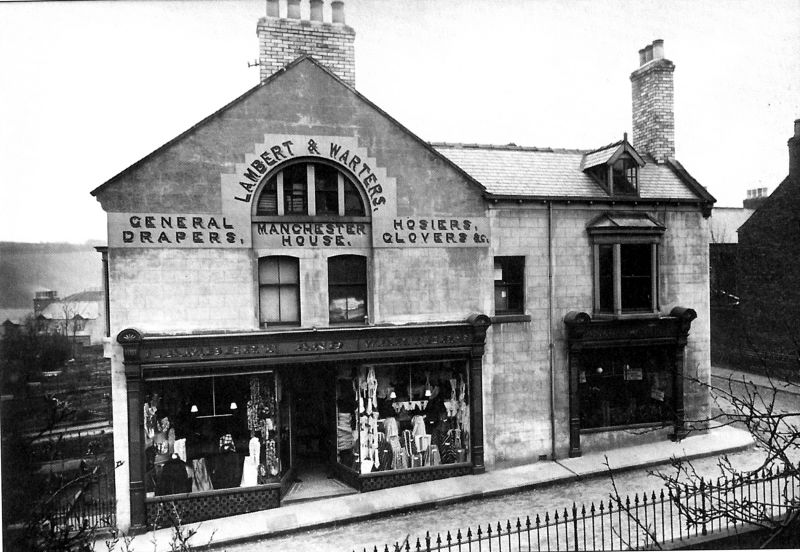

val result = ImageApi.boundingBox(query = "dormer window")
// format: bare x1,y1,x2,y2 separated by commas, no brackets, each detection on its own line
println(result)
582,136,644,196
255,161,367,217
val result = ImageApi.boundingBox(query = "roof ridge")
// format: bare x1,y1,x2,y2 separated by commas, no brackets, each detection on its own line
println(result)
583,139,625,156
430,142,587,154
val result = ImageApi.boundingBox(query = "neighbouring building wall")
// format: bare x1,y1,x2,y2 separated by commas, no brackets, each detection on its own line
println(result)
736,120,800,371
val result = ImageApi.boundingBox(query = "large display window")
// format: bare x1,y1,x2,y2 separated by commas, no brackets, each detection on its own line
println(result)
335,360,470,474
578,347,674,429
142,372,284,497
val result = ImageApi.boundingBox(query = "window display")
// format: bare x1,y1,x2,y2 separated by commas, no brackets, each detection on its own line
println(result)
336,360,470,474
143,372,282,497
578,347,674,429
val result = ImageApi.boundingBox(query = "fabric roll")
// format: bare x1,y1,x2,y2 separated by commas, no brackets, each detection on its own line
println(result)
191,458,213,492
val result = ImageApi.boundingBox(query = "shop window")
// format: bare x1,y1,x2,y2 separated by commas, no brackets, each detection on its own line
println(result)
143,373,283,497
578,347,674,429
258,256,300,326
493,256,525,314
328,255,367,324
335,360,470,474
254,161,366,217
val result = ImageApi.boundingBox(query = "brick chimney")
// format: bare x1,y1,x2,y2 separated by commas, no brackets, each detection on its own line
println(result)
743,187,769,209
630,39,675,164
790,118,800,182
257,0,356,86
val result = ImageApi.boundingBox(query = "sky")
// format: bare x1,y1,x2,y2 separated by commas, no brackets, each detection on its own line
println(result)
0,0,798,244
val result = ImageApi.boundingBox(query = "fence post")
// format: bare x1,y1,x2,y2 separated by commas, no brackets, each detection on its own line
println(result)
700,478,707,536
572,503,579,552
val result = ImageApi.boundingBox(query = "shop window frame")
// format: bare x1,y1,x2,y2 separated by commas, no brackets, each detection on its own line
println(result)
258,256,301,327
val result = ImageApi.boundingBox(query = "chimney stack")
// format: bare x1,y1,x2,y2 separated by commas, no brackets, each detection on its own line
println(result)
790,118,800,182
257,0,356,86
630,39,675,163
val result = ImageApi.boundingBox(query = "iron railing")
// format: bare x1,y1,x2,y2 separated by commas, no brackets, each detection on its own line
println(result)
48,467,116,531
359,464,800,551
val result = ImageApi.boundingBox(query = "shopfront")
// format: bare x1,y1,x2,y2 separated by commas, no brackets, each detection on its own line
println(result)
118,315,490,527
564,307,697,457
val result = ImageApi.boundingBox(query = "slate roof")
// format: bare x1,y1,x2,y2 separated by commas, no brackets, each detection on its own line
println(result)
432,143,711,202
38,290,103,321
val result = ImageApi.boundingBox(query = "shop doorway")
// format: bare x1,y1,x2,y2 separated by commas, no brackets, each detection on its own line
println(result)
283,365,355,503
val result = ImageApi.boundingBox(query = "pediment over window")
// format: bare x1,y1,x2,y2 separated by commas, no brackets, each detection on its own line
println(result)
586,212,665,238
582,136,645,196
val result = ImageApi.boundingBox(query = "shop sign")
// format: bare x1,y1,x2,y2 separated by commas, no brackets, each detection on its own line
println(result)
108,213,249,248
373,217,490,248
624,365,643,381
137,330,474,364
252,221,371,248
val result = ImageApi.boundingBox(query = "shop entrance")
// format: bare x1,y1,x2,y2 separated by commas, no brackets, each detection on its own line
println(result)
283,364,356,503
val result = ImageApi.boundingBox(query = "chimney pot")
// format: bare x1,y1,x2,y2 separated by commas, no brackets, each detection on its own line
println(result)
332,1,345,24
638,48,646,66
652,39,664,60
644,44,653,63
266,0,279,18
287,0,300,19
794,118,800,138
310,0,323,21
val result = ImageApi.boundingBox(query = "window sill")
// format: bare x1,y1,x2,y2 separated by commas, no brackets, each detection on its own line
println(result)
580,421,672,434
591,312,662,321
491,314,531,324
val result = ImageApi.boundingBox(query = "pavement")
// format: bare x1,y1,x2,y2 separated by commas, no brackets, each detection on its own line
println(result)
710,365,800,396
122,422,754,552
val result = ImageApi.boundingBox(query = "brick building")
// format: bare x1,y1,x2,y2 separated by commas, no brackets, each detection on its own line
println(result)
92,1,715,531
736,120,800,369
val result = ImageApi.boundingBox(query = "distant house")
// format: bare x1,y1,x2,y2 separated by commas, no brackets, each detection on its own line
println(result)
708,206,754,304
735,120,800,369
34,289,105,346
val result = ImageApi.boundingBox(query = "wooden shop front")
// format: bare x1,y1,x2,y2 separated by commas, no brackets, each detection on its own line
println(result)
117,314,490,529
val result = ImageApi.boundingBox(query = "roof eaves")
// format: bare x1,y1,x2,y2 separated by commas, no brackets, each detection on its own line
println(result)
665,159,716,214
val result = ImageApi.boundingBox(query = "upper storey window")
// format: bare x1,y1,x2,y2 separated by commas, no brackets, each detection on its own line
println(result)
582,136,644,197
587,213,665,316
255,161,366,217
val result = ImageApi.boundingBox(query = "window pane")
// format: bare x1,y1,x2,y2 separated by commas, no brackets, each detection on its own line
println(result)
256,176,278,215
620,243,652,311
279,286,299,322
612,157,637,195
329,255,366,285
314,163,339,215
598,245,614,312
343,179,366,216
328,256,367,323
277,257,299,284
283,164,307,215
259,286,280,323
259,257,280,284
